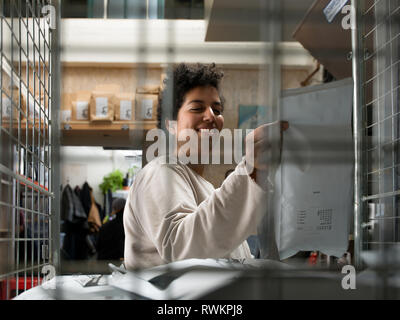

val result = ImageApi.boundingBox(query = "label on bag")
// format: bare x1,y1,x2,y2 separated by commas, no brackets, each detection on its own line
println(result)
323,0,349,23
120,100,132,120
2,96,12,117
76,101,89,120
141,99,153,119
61,110,71,122
28,99,40,119
96,97,108,118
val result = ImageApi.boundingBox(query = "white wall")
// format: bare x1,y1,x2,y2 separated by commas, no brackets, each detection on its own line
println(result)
60,147,142,205
60,19,314,66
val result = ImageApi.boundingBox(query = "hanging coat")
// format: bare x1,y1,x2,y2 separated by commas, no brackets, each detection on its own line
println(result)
61,184,89,260
61,184,87,224
88,191,102,233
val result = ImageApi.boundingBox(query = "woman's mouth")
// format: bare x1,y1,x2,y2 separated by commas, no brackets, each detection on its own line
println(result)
196,128,219,137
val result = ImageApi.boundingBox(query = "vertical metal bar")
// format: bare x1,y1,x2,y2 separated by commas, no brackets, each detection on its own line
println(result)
351,0,365,270
0,0,5,299
15,0,22,296
257,0,281,261
104,0,108,19
50,0,61,279
37,0,43,282
164,4,176,301
23,2,29,295
9,0,16,300
0,0,3,150
389,0,396,251
393,0,400,245
375,1,382,255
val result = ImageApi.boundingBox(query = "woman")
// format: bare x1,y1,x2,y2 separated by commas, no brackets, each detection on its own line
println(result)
124,63,280,270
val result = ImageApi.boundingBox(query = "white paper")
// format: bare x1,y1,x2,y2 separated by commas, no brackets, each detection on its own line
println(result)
323,0,349,23
76,101,89,120
120,100,132,120
274,78,354,259
96,97,108,118
141,99,153,119
60,110,71,122
109,259,242,300
13,275,131,300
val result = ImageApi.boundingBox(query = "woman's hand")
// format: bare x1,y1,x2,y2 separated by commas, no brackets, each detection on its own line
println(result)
245,120,289,181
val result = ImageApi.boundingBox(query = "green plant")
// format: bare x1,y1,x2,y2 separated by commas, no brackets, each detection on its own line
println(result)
127,165,139,178
99,169,124,194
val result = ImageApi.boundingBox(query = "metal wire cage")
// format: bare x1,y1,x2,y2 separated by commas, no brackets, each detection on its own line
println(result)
0,0,58,299
352,0,400,268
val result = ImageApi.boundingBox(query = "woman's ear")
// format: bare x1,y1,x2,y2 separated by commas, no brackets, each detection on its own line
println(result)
165,119,177,135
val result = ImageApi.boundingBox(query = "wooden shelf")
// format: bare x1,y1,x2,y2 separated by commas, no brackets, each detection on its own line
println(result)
61,120,158,148
61,120,157,131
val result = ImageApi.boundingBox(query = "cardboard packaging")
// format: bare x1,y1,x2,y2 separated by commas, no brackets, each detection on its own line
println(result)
72,90,91,121
293,0,352,80
114,93,135,121
135,86,160,121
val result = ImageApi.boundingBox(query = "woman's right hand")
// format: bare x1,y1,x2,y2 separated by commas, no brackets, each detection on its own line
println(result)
245,120,289,174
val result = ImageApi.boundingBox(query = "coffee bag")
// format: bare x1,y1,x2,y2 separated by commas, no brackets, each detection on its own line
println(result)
89,91,116,122
2,86,26,120
135,86,160,121
60,92,74,122
72,90,91,121
114,93,135,121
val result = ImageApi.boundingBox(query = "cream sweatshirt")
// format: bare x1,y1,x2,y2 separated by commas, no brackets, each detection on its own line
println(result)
123,155,268,270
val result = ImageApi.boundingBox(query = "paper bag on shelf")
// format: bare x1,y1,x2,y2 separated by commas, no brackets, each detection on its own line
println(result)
72,90,91,121
24,92,38,121
1,86,26,120
89,90,116,122
136,85,160,95
135,86,159,121
60,92,75,123
114,93,135,121
136,94,158,121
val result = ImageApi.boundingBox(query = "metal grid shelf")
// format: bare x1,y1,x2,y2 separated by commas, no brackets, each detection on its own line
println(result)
0,0,57,300
353,0,400,265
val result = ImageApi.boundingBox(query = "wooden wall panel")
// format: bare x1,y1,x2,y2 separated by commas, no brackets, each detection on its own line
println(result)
61,66,162,94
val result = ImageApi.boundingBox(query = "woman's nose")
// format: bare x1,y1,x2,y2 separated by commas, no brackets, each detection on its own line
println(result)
203,106,216,123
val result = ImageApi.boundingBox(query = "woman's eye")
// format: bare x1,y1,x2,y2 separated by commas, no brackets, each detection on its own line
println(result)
213,109,222,115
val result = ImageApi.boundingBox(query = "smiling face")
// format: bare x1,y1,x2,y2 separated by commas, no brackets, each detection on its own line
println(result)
171,85,224,161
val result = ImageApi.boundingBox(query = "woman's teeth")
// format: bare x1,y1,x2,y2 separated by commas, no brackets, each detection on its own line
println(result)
199,129,218,136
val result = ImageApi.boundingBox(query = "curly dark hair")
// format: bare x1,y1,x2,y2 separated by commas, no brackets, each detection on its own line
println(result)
157,63,225,129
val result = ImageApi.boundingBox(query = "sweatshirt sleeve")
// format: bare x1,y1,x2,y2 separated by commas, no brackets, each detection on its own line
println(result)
129,160,267,263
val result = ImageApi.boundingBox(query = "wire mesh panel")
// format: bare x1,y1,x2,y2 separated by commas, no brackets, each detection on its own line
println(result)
0,0,55,299
355,0,400,262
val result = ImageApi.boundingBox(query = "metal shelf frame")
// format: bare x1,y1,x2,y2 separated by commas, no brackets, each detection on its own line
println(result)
0,0,60,300
352,0,400,270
